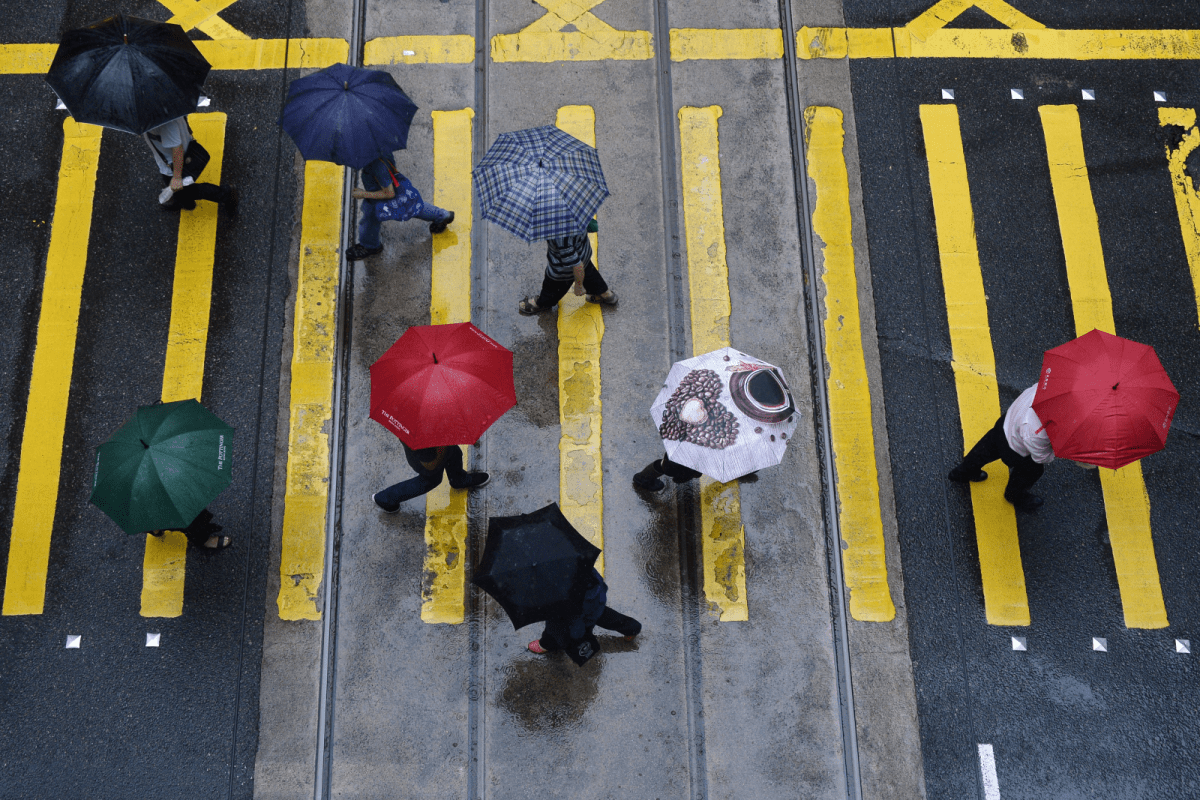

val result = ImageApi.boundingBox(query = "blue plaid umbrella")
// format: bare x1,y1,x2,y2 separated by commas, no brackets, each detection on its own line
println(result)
280,63,417,169
473,126,608,242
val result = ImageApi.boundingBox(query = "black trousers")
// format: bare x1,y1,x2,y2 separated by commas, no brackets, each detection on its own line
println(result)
540,607,642,651
536,259,608,308
659,453,701,484
160,174,227,209
958,416,1045,499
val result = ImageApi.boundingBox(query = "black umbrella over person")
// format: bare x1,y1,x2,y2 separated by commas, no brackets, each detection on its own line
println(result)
46,14,211,135
472,503,601,630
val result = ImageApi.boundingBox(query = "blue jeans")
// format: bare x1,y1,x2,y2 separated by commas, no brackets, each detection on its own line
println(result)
357,197,453,249
375,445,469,509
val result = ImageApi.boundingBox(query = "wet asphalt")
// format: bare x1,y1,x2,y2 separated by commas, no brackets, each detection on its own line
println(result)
847,0,1200,797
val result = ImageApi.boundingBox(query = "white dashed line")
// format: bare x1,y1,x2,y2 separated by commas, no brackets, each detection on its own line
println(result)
978,744,1001,800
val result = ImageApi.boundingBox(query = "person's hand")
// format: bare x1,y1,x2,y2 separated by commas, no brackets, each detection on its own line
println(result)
170,177,183,192
351,189,365,199
573,281,585,296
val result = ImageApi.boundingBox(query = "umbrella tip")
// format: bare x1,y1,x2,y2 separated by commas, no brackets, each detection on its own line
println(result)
432,352,438,364
344,81,349,90
123,33,128,44
139,439,149,449
1112,382,1119,391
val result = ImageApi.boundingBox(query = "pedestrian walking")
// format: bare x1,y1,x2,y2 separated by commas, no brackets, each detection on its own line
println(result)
146,508,230,550
143,116,237,214
527,568,641,666
947,383,1053,512
373,443,488,513
345,157,454,261
632,452,701,492
518,225,617,315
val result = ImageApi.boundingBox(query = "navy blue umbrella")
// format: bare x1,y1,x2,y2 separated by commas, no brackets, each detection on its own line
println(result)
280,63,418,169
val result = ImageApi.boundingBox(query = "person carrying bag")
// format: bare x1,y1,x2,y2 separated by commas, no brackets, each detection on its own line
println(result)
143,116,236,215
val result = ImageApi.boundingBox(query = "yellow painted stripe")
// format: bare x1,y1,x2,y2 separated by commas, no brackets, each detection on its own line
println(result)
422,109,475,625
555,105,605,576
1039,105,1168,629
803,107,895,622
670,28,784,61
277,161,345,621
491,0,653,63
2,120,102,616
800,27,1200,60
1158,108,1200,329
678,106,747,622
196,16,250,41
365,36,476,65
919,104,1029,626
160,0,241,34
0,43,57,73
905,0,1044,42
141,113,227,619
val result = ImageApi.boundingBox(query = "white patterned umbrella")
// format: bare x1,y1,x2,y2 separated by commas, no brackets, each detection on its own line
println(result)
650,348,799,483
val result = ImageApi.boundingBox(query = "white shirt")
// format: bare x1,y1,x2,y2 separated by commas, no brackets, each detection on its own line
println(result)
142,118,192,176
1004,384,1055,464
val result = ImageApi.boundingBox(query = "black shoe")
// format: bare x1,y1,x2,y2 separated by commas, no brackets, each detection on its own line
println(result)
429,211,454,234
347,243,383,261
221,187,238,219
633,462,666,492
372,492,401,514
948,466,988,483
451,472,489,490
1007,493,1044,512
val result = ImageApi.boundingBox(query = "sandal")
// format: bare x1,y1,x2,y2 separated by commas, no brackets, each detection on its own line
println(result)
202,535,233,550
527,640,548,654
585,290,618,307
518,297,553,316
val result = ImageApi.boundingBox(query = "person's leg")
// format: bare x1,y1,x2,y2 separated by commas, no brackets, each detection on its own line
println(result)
633,459,666,491
949,417,1006,481
373,473,442,511
580,260,618,306
533,270,573,309
413,199,454,232
352,200,383,255
660,453,701,483
595,607,642,638
1001,455,1045,508
443,447,490,490
533,618,570,652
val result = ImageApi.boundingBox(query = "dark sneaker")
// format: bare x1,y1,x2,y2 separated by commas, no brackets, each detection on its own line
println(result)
373,492,400,514
347,243,383,261
429,211,455,234
948,466,988,483
452,472,489,490
1007,493,1044,512
632,468,666,492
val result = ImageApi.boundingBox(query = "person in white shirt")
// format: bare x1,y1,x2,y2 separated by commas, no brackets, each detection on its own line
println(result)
143,117,236,214
948,383,1053,512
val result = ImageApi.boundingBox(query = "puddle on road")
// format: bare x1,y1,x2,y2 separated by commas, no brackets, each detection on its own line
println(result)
496,654,601,732
509,334,558,428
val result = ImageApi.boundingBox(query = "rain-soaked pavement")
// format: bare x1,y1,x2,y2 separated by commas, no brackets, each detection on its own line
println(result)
4,0,1200,798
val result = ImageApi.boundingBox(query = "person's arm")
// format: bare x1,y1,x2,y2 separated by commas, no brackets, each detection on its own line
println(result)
352,185,396,200
572,262,586,296
170,145,185,191
352,161,397,200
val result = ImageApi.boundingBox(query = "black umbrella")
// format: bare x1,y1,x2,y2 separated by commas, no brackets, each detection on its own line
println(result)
46,14,210,135
472,503,601,630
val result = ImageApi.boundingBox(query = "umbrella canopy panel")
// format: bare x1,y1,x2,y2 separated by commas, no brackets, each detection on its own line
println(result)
46,14,211,135
370,322,516,448
651,347,799,483
472,503,601,630
473,125,609,242
90,399,234,534
1033,329,1180,469
280,63,418,169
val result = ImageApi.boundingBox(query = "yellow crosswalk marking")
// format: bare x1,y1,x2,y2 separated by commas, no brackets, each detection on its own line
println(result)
0,40,348,75
0,44,57,73
277,161,345,621
1039,105,1168,630
555,105,606,576
803,106,895,622
1158,108,1200,328
678,105,747,622
364,36,475,65
158,0,248,40
2,120,102,616
919,104,1030,627
421,109,475,625
141,113,227,618
491,0,652,62
670,29,784,61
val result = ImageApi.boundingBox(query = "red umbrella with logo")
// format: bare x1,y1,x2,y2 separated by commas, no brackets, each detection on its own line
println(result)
1032,329,1179,469
370,322,516,448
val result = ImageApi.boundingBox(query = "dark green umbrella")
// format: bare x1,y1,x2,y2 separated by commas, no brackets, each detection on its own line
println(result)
89,399,233,534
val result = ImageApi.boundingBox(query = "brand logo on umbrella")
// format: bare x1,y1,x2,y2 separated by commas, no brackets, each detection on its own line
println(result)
1041,367,1051,390
382,410,410,434
218,434,226,470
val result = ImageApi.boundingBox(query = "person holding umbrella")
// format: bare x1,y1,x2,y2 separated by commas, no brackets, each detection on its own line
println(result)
473,125,616,314
278,63,452,261
373,445,489,513
146,508,230,551
526,567,641,664
143,117,237,214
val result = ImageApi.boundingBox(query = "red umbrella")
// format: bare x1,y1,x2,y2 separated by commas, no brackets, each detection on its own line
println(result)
370,322,516,448
1032,329,1179,469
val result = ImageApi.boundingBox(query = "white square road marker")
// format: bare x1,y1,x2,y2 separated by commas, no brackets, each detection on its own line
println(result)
1177,639,1191,654
977,744,1002,800
1155,91,1167,102
146,633,161,648
942,89,955,100
55,97,67,110
65,635,81,649
1011,88,1024,100
1082,89,1095,100
1011,636,1027,651
1093,637,1108,652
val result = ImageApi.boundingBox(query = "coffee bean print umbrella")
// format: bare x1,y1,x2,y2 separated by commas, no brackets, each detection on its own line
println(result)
650,348,799,483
